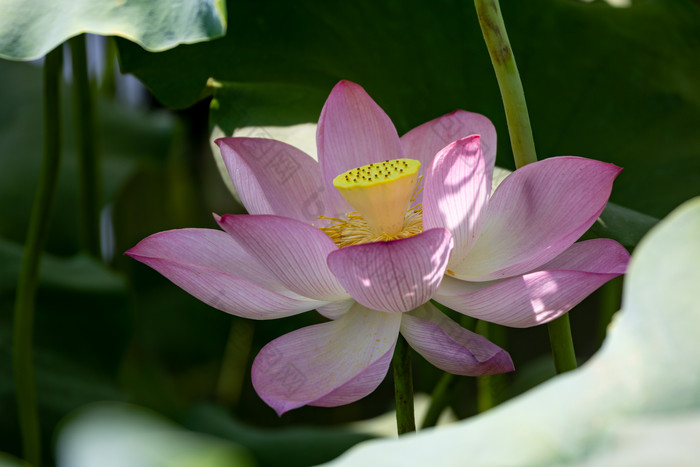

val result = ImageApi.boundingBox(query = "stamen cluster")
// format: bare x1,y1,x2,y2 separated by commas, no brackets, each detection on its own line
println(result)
321,204,423,248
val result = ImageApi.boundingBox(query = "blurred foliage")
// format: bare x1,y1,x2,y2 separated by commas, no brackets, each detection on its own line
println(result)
591,202,660,249
0,59,174,256
0,57,168,461
184,405,374,467
56,403,254,467
1,0,699,465
0,242,129,460
0,0,227,60
119,0,700,218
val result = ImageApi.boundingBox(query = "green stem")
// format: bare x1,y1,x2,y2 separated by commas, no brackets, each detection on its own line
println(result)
547,314,578,373
475,321,496,412
474,0,537,168
13,45,64,466
597,276,623,348
101,37,117,98
476,373,494,412
70,34,101,257
215,319,255,410
392,335,415,435
475,0,577,373
421,372,455,429
475,320,508,411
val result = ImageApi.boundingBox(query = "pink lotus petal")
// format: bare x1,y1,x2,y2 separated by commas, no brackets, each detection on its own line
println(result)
216,137,339,224
327,229,453,313
317,299,355,320
434,239,630,327
252,304,401,415
453,156,622,281
317,81,404,212
423,135,490,268
401,303,513,376
311,347,395,408
126,228,322,319
217,214,349,302
401,110,497,183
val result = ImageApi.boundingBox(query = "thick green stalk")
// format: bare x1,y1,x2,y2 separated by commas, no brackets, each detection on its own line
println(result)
547,314,578,373
476,372,495,412
475,321,496,411
474,0,537,167
70,34,101,257
13,45,64,466
421,372,455,429
392,335,415,435
597,276,623,347
475,0,577,372
475,320,508,411
100,37,117,97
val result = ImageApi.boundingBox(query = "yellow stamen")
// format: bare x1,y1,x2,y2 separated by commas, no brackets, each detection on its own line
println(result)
332,158,421,236
321,204,423,249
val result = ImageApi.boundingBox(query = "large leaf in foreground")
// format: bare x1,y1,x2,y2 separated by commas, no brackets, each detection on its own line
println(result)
0,0,226,60
328,197,700,466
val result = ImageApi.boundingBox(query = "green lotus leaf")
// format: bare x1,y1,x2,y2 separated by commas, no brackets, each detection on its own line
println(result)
0,0,226,60
56,403,254,467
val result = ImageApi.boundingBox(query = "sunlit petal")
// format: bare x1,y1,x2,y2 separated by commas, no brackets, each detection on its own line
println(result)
434,239,630,327
453,157,622,281
423,135,490,267
401,109,497,185
327,229,453,313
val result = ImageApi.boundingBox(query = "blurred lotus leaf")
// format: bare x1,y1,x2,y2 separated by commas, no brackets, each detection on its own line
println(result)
56,403,253,467
0,0,226,60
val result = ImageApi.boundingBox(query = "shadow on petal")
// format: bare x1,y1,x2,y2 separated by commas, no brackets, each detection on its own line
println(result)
251,304,402,415
401,303,513,376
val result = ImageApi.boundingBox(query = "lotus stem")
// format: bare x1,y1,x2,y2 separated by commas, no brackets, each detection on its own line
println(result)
547,314,578,373
474,0,537,168
597,276,622,347
421,372,455,429
216,319,255,409
70,34,101,257
475,0,577,373
13,44,64,466
392,334,416,434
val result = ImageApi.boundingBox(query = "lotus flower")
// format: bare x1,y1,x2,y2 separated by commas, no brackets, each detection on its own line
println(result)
126,81,629,415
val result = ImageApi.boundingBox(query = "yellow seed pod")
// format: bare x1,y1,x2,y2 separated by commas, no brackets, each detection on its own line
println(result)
333,159,421,236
